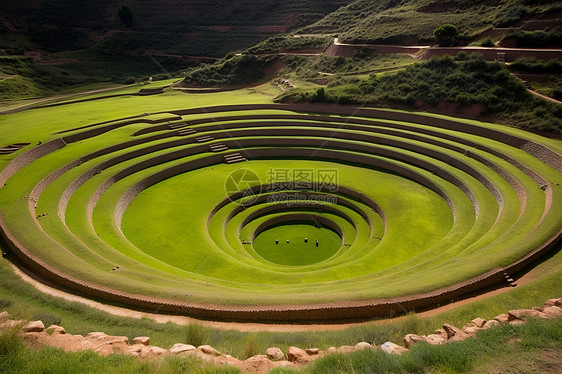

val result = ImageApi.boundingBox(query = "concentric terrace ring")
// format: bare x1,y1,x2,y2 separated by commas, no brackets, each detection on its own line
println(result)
0,103,560,322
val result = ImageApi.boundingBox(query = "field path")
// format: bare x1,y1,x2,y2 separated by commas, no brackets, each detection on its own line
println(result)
10,261,540,332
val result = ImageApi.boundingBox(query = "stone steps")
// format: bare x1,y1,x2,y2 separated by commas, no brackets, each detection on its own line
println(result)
177,128,197,136
224,153,247,164
210,143,229,152
195,135,214,143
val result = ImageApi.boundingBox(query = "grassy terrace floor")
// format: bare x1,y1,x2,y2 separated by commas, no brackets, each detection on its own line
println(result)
0,85,561,321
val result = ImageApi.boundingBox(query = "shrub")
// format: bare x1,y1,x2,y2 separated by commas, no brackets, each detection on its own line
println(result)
184,323,209,347
433,24,458,46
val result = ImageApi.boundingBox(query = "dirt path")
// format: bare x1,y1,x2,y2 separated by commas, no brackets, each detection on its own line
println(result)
10,261,540,333
0,84,137,115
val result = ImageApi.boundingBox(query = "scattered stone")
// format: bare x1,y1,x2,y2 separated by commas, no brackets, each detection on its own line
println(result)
22,320,44,333
337,345,355,354
494,314,510,323
243,355,274,372
471,318,487,328
403,334,428,349
483,320,500,329
355,342,375,351
380,342,408,355
169,343,196,354
509,319,526,326
266,347,285,360
433,328,448,340
443,324,470,342
149,346,169,356
543,298,561,308
46,325,65,335
508,309,549,321
305,348,320,355
0,311,10,320
132,337,150,346
425,334,446,345
462,323,480,336
198,345,221,356
326,347,337,354
287,346,308,363
542,306,562,319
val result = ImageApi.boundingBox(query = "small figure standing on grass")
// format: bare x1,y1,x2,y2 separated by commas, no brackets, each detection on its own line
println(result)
275,239,278,244
305,237,308,243
316,240,319,247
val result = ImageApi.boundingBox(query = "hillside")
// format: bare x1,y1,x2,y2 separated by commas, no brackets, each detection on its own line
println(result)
299,0,562,44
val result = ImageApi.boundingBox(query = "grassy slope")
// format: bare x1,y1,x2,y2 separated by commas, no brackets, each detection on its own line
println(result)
300,0,561,44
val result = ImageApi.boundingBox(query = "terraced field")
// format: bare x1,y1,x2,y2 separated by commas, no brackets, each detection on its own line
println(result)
0,94,561,322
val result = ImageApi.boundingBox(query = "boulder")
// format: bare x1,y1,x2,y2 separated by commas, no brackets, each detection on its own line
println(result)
149,346,169,356
425,334,446,345
509,319,526,325
542,306,562,319
46,325,65,335
133,336,150,346
305,348,320,355
470,318,487,328
337,345,355,354
86,332,108,340
326,347,337,354
0,311,10,320
483,320,500,329
462,323,480,336
443,324,470,342
403,334,428,349
494,314,510,323
508,309,549,321
22,320,44,333
380,342,408,355
433,328,448,340
243,355,274,373
355,342,375,351
169,343,196,354
198,345,221,356
543,298,562,308
287,346,309,363
266,347,285,361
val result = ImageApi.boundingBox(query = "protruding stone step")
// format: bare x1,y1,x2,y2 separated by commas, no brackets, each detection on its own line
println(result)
177,128,197,136
224,153,247,164
210,143,229,152
195,135,214,143
168,122,187,129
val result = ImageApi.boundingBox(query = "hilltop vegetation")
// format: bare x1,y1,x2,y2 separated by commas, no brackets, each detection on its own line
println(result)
277,54,562,133
300,0,562,44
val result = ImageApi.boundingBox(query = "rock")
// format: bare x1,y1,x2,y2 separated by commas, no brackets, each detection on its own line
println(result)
424,334,446,345
471,318,487,328
509,319,526,325
403,334,428,349
243,355,274,372
433,328,448,340
380,342,408,355
532,307,544,312
169,343,196,354
337,345,355,354
483,320,500,329
543,298,562,308
443,324,470,342
462,323,480,336
305,348,320,355
266,347,285,361
355,342,375,351
198,345,221,356
46,325,65,335
22,320,44,333
494,314,510,323
0,320,24,330
133,336,150,346
86,332,108,340
0,311,10,320
508,309,549,321
326,347,337,354
149,346,169,356
542,306,562,319
287,346,308,363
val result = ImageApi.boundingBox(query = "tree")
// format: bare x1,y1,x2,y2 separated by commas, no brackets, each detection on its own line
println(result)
433,24,458,46
118,5,133,28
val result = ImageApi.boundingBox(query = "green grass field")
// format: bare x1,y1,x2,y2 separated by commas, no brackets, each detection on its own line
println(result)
0,83,561,321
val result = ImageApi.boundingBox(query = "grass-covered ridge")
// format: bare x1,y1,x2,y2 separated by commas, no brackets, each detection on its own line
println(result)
299,0,562,44
277,54,562,133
